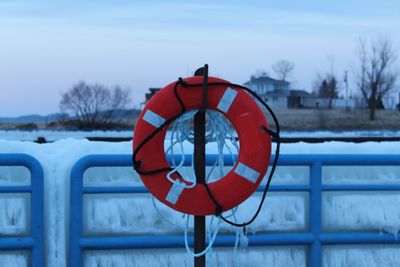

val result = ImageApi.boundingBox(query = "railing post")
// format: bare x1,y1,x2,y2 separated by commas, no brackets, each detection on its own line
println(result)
310,162,322,267
70,161,85,267
29,156,45,267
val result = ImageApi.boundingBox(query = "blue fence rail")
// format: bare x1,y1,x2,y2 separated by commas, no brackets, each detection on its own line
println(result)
70,154,400,267
0,154,44,267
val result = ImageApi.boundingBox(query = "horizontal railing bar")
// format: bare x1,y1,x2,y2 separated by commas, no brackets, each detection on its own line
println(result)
71,154,400,177
80,233,315,250
82,184,312,194
321,232,400,244
0,186,32,193
0,237,34,250
83,184,400,195
323,184,400,191
83,186,147,194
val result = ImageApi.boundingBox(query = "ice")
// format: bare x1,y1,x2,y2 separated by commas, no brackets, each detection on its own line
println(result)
84,167,141,186
1,139,400,266
323,193,400,236
323,166,400,184
0,251,29,267
0,194,29,235
84,247,306,267
83,193,306,235
0,166,30,186
323,245,400,267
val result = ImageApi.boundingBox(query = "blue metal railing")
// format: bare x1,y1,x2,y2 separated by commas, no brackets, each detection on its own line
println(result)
0,154,44,267
70,154,400,267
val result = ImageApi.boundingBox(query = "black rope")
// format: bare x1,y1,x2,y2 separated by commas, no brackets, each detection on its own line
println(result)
132,78,281,229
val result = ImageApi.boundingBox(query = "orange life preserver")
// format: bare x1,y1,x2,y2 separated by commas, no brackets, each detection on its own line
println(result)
133,76,271,216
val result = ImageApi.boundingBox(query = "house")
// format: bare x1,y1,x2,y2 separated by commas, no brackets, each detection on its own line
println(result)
288,90,315,108
244,75,315,109
244,75,290,108
140,87,161,110
243,74,359,109
244,75,290,93
145,88,161,102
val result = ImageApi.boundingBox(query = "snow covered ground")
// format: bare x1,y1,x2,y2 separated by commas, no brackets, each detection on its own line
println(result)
1,138,400,266
0,130,134,142
1,129,400,141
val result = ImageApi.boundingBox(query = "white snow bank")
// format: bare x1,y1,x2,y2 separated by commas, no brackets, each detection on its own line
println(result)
1,139,400,266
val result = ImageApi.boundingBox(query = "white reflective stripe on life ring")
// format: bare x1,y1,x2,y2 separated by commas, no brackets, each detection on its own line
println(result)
217,87,238,113
143,109,166,128
234,162,260,183
165,181,185,205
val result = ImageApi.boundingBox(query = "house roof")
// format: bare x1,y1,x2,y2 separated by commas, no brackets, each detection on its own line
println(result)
265,90,290,97
244,75,290,86
149,88,161,93
289,89,314,97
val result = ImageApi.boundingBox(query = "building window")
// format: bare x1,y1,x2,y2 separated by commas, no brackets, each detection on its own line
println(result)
273,96,278,101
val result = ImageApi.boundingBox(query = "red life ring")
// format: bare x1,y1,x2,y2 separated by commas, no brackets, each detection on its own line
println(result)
133,76,271,216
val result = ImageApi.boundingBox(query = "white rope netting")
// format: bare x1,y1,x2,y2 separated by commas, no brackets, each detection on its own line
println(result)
152,109,242,265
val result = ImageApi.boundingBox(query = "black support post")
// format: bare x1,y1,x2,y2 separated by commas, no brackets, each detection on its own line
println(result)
193,64,208,267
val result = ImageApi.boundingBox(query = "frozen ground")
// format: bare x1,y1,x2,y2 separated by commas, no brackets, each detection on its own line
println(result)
1,139,400,266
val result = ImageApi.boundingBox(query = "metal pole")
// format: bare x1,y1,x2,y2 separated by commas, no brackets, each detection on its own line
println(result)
344,71,349,110
193,64,208,267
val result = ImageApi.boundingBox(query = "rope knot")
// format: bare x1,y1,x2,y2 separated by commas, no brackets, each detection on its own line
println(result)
215,205,223,216
178,77,187,87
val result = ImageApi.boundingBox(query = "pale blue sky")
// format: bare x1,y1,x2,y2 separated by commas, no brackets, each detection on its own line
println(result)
1,0,399,116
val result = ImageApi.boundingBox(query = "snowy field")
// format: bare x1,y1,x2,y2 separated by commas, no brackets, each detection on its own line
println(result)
1,138,400,266
1,129,400,141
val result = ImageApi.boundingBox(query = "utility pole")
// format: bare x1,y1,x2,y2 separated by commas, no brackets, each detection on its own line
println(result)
344,71,349,111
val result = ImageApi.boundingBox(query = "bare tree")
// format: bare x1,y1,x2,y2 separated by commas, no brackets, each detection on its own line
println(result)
272,60,295,82
60,81,131,128
355,37,398,120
